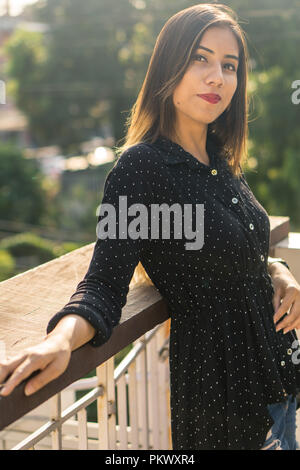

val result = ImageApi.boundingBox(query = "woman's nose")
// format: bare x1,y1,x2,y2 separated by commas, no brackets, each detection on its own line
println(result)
205,64,224,87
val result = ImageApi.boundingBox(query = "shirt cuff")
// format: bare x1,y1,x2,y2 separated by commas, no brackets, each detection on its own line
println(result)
46,306,111,348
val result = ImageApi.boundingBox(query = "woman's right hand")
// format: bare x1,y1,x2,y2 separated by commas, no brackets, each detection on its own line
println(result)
0,334,72,397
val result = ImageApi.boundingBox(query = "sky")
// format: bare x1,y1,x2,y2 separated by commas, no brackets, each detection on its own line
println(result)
0,0,39,16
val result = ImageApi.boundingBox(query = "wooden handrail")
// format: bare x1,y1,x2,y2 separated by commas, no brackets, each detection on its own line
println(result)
0,216,290,430
269,216,290,255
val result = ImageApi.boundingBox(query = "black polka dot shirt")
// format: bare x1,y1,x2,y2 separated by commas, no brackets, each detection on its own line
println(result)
47,135,300,450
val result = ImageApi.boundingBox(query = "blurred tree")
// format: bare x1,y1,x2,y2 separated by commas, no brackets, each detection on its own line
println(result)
0,142,47,224
4,29,51,148
5,0,139,152
246,65,300,227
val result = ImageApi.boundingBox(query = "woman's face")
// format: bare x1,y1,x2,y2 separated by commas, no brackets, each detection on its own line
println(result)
172,26,240,126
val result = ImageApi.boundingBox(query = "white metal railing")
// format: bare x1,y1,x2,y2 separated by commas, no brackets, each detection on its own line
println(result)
0,321,171,450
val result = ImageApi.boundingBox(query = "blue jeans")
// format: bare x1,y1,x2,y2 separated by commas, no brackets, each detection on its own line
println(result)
261,394,299,450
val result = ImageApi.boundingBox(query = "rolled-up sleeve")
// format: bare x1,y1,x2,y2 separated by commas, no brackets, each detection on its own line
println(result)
46,145,154,347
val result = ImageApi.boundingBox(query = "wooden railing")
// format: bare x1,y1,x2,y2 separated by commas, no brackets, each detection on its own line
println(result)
3,322,171,450
0,216,296,450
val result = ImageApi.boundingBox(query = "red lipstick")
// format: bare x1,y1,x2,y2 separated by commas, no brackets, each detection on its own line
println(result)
197,94,221,104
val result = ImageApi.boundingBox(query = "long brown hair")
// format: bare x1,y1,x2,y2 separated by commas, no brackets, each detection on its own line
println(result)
114,3,251,287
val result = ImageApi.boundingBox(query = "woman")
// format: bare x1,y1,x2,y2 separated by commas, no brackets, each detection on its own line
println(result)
1,3,300,450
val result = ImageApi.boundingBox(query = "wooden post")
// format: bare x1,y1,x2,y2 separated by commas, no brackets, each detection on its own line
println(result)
96,357,115,449
50,394,62,450
136,335,149,449
116,373,127,449
128,360,139,449
148,331,160,449
107,357,116,449
157,322,171,449
77,408,88,450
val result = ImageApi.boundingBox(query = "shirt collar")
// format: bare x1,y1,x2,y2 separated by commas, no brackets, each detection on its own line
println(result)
153,135,220,171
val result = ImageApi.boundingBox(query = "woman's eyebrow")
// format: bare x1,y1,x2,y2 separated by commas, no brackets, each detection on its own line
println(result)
197,45,239,62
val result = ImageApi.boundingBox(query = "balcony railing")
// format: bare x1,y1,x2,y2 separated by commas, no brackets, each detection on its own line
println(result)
3,322,170,450
0,216,299,450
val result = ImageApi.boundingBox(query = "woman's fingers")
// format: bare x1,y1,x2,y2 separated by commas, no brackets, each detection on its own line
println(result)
274,287,300,333
0,336,72,397
0,354,27,386
276,299,300,334
272,290,282,315
0,353,50,396
0,343,71,397
273,295,293,325
24,359,65,396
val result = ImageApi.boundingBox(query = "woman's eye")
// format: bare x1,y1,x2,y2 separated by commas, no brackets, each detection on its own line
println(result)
225,63,236,72
193,54,206,62
193,54,236,72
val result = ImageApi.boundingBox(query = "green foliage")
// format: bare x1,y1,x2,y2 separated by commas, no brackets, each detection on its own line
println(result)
0,142,46,224
0,232,80,264
54,182,100,235
246,65,300,228
5,0,138,152
4,29,50,146
0,232,81,281
0,249,15,282
0,232,56,262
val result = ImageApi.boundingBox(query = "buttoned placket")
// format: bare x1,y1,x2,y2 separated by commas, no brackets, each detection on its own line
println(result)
210,167,297,383
206,172,292,401
223,173,268,270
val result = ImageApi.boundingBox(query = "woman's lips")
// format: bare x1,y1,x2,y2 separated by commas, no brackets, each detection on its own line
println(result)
197,94,221,104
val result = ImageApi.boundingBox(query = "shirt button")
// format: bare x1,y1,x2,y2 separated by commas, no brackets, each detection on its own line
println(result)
211,169,218,175
260,255,265,261
287,349,293,355
232,197,238,204
281,361,286,366
249,223,254,230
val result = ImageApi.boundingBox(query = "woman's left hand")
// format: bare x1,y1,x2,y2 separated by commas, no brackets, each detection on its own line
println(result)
270,263,300,334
